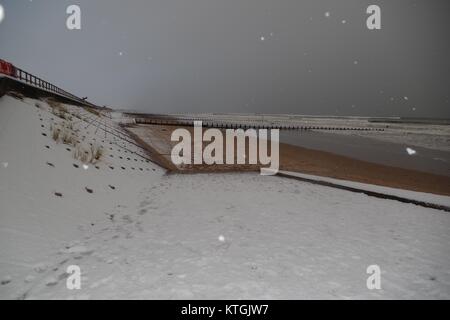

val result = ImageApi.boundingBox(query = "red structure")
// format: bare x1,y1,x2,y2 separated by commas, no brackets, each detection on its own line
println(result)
0,58,96,107
0,59,16,77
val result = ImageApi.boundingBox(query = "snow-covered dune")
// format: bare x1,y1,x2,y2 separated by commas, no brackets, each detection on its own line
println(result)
0,95,449,299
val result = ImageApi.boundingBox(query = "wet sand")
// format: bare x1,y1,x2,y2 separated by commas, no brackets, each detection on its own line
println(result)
125,124,450,196
281,130,450,177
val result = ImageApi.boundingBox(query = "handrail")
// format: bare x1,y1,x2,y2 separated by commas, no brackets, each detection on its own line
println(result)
12,67,96,108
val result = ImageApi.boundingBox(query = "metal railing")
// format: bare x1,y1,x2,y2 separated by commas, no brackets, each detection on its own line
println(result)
14,67,96,107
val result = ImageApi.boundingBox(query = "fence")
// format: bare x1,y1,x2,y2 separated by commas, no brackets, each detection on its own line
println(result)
134,117,385,131
13,67,96,107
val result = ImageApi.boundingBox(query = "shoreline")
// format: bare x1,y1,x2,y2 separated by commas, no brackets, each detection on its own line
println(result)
125,124,450,197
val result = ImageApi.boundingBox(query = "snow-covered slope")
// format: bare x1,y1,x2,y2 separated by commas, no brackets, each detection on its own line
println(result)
0,95,449,299
0,95,163,298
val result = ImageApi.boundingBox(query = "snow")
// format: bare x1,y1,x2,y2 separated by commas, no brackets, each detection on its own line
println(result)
0,5,4,24
1,95,449,299
406,147,417,155
1,276,11,285
277,170,450,208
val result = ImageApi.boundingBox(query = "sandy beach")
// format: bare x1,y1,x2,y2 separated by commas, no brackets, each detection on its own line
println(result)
125,124,450,196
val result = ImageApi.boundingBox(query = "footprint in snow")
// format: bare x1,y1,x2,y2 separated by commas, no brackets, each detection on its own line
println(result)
1,276,12,285
33,263,48,273
45,277,58,286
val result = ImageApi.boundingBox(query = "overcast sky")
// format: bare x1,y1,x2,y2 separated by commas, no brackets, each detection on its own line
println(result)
0,0,449,117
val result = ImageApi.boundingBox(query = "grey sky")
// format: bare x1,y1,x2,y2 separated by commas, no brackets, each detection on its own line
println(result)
0,0,449,117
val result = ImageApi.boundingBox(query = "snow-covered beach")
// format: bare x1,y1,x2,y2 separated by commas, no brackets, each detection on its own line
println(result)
1,94,449,299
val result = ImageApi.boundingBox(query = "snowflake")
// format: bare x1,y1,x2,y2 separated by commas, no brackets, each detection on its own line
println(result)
406,147,416,155
0,5,4,24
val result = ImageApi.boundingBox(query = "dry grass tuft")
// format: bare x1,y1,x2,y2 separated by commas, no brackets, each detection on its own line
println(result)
44,99,104,164
73,143,103,164
51,121,76,146
91,144,103,162
51,126,60,141
47,98,73,121
73,145,90,163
